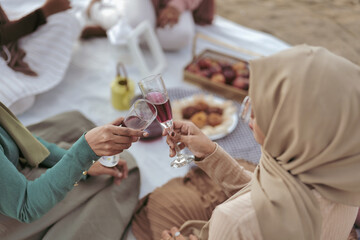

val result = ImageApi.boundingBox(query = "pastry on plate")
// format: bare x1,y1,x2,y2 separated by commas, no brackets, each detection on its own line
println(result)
172,94,237,138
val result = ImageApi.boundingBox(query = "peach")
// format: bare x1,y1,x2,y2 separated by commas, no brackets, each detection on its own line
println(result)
232,77,249,90
232,61,248,71
186,63,200,73
219,61,232,70
208,62,222,75
198,69,212,78
223,69,236,85
210,73,226,84
197,58,213,69
235,68,250,78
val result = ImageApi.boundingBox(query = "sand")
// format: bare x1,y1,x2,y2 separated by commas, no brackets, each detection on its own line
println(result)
216,0,360,65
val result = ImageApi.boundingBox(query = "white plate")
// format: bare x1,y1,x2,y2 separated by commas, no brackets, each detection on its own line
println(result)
206,109,238,140
172,94,238,140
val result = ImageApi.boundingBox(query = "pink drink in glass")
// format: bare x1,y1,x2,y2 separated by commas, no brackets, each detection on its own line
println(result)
138,73,194,168
122,115,149,130
99,99,156,167
145,92,172,123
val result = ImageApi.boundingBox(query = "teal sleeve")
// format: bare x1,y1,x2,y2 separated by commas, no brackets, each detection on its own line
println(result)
35,136,67,167
0,134,98,223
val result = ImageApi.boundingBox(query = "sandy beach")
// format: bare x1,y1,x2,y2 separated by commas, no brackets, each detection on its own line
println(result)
216,0,360,65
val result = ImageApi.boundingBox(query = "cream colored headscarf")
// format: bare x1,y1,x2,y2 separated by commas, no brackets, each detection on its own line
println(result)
249,45,360,239
0,102,49,166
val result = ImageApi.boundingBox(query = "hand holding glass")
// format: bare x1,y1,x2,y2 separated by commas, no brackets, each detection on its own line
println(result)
99,99,157,167
138,74,194,168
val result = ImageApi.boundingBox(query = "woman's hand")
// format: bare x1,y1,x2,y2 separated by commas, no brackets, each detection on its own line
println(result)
88,159,128,185
157,6,180,28
41,0,71,18
163,120,216,159
85,117,148,156
161,227,198,240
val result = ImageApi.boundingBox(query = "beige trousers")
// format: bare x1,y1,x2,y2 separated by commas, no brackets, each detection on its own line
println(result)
0,111,140,240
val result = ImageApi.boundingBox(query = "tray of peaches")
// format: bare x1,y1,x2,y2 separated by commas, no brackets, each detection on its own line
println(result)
183,49,250,102
172,94,238,140
186,57,249,90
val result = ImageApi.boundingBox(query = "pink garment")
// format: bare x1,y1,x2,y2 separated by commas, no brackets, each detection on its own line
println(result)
151,0,215,25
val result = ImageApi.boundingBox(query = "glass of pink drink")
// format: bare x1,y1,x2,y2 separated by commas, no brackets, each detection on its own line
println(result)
138,74,194,168
99,99,157,167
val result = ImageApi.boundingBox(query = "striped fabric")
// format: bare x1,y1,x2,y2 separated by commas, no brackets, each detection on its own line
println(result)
0,11,81,115
132,167,229,240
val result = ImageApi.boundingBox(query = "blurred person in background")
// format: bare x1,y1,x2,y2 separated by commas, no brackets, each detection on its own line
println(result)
81,0,215,51
0,0,81,115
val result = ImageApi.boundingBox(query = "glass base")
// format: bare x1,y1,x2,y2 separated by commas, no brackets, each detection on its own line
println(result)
170,154,195,168
99,155,119,167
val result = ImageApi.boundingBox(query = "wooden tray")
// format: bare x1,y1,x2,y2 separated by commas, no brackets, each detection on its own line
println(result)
184,49,249,102
183,33,261,102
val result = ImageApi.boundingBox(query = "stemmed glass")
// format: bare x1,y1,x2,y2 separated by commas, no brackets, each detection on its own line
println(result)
138,74,194,168
99,99,157,167
239,96,251,124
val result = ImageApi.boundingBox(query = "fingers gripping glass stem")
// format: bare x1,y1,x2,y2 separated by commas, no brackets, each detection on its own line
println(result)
163,121,181,155
138,74,194,168
99,99,157,167
161,120,194,168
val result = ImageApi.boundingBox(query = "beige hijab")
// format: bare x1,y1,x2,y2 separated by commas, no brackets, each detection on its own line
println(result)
180,45,360,239
249,45,360,239
0,102,49,166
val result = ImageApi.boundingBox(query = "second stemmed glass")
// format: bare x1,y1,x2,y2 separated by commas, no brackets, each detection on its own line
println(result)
99,99,157,167
138,74,194,168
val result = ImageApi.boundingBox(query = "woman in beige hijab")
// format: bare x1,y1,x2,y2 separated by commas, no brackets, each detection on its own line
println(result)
158,45,360,240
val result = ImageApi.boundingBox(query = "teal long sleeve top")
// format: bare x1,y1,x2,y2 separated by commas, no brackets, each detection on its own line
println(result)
0,126,98,223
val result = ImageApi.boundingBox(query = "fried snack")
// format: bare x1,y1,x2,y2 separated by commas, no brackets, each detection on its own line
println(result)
190,111,208,128
207,113,223,127
207,106,223,115
194,101,209,112
173,94,237,139
182,106,199,119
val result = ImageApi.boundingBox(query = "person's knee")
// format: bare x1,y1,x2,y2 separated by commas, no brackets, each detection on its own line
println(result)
156,11,195,51
124,0,156,28
157,26,193,51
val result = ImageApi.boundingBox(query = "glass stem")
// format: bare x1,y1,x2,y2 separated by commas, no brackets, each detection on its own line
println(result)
163,124,183,157
174,143,183,157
